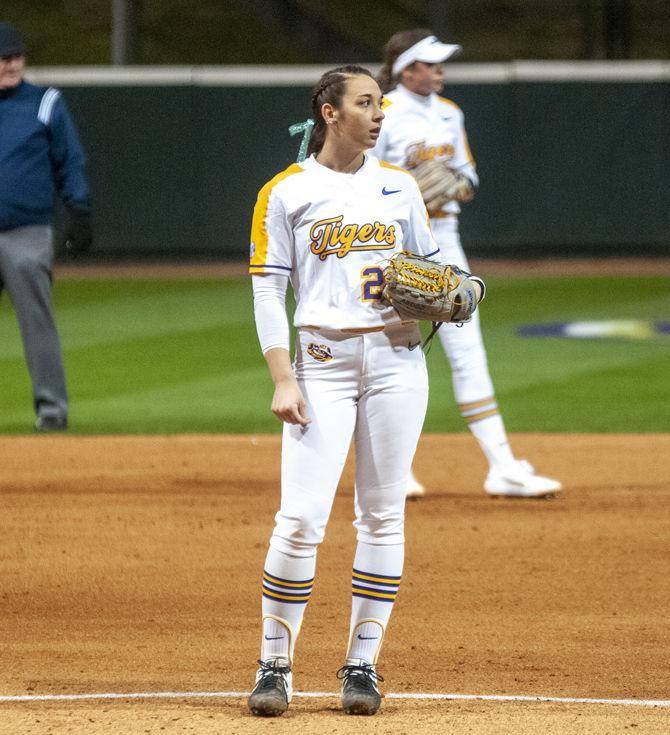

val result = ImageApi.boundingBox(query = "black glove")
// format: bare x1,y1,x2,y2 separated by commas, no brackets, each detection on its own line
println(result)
63,206,93,256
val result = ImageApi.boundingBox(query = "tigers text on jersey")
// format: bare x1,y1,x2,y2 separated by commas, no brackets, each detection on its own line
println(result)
249,153,438,331
371,84,478,217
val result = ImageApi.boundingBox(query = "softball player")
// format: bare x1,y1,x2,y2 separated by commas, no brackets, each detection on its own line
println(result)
372,30,561,499
247,65,483,717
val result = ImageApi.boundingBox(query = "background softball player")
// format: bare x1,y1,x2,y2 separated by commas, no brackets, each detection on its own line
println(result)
247,65,482,717
372,29,561,499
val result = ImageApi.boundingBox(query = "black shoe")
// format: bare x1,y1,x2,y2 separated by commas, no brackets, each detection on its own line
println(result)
34,415,68,432
248,658,292,717
337,661,384,715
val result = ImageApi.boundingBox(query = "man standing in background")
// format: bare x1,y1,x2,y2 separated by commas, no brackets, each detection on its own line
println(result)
0,22,92,431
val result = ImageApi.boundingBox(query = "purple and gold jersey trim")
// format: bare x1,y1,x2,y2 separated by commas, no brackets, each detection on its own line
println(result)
262,570,314,605
249,263,292,272
379,159,410,175
437,95,460,110
461,128,475,168
351,567,401,603
249,163,304,274
436,97,476,167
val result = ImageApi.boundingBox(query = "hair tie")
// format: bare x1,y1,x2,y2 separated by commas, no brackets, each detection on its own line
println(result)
288,118,315,162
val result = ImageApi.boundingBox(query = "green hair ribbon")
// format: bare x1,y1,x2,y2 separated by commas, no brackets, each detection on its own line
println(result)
288,118,315,162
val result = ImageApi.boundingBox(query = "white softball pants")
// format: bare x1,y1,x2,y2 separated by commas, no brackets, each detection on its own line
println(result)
432,216,495,404
269,322,429,555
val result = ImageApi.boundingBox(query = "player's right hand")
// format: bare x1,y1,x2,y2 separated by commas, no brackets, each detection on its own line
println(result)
271,379,311,426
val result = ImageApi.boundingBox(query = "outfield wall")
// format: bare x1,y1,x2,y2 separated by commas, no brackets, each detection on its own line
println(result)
28,63,670,259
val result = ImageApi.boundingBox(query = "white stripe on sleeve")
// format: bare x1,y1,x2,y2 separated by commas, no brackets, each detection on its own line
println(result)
38,87,61,126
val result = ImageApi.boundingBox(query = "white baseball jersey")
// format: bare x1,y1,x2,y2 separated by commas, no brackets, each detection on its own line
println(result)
371,84,478,218
249,153,438,330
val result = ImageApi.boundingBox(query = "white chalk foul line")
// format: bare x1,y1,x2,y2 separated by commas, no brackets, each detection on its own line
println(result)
0,691,668,708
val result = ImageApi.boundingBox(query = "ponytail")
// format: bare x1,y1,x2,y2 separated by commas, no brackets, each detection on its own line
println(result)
377,63,395,95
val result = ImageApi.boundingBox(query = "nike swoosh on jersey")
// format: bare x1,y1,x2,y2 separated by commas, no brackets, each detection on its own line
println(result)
357,634,379,640
382,187,401,195
264,635,284,640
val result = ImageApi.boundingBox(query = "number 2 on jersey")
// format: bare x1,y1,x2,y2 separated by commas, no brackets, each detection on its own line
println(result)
361,266,384,302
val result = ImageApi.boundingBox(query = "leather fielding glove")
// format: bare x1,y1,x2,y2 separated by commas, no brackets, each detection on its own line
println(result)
412,159,475,215
381,251,482,324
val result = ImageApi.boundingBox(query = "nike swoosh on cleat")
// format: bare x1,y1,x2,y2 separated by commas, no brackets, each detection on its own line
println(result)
264,635,284,640
408,341,421,350
357,635,378,640
382,187,401,195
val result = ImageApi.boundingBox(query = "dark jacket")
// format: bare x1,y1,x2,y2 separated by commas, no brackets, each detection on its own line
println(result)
0,80,90,230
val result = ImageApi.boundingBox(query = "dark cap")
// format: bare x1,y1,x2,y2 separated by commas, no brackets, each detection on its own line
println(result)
0,23,25,57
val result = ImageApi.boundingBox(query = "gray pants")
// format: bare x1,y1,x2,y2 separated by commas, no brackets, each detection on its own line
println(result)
0,225,68,420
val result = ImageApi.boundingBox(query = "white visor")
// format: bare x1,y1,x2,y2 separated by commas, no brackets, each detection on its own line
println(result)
392,35,462,77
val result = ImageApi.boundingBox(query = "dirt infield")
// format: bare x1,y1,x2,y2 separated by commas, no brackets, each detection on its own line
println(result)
1,433,668,733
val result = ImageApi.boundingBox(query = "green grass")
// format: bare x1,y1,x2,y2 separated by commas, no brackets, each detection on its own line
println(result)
424,276,670,432
1,276,668,434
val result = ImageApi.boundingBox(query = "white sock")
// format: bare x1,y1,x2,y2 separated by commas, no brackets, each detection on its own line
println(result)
261,617,292,662
347,620,384,665
260,546,316,664
459,397,515,468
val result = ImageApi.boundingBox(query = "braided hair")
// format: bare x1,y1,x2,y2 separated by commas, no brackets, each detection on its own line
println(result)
307,65,375,156
377,28,434,93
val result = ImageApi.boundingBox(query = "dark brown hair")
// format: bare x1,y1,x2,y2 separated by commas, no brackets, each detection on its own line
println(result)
307,65,375,156
377,28,434,93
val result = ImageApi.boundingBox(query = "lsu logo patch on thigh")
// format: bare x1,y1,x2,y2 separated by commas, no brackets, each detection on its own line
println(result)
307,343,333,362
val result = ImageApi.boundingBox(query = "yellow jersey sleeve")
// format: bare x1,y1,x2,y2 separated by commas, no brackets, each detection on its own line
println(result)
249,163,304,275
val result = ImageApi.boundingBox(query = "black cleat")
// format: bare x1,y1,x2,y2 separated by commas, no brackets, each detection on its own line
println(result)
337,660,384,715
34,415,68,432
248,658,292,717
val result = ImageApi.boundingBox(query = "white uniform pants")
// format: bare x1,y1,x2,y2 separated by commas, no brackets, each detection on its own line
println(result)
270,322,428,554
431,217,494,404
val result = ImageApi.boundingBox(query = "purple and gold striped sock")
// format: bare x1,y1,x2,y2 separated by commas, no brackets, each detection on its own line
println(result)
346,541,404,665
